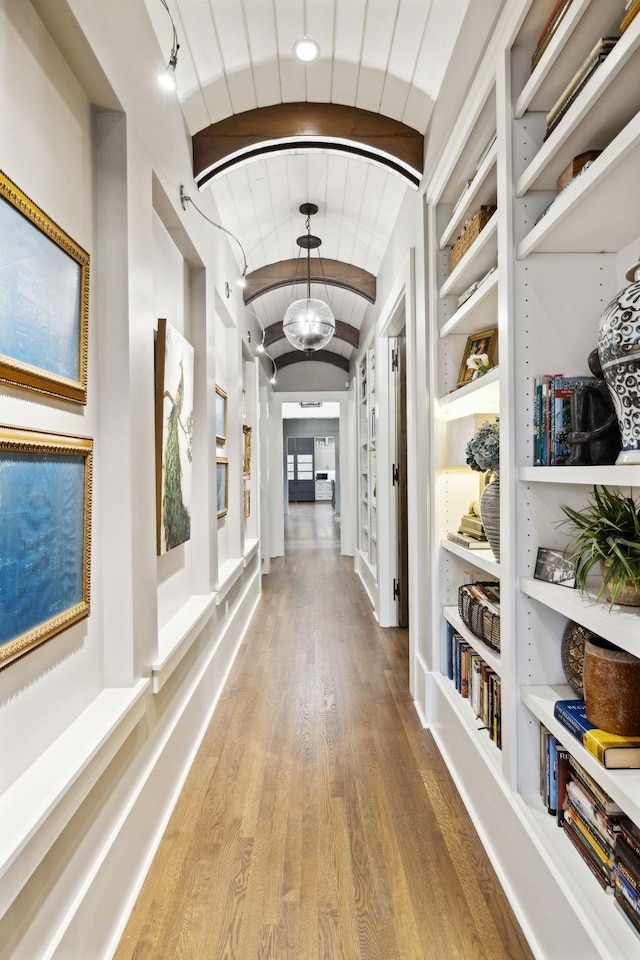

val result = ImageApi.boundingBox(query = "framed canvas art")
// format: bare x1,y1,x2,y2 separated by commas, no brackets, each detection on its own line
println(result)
0,170,90,403
217,457,229,518
0,426,93,669
155,318,194,555
243,488,250,518
215,385,227,445
243,424,252,478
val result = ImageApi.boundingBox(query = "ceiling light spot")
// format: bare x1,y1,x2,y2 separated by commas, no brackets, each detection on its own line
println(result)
293,38,320,63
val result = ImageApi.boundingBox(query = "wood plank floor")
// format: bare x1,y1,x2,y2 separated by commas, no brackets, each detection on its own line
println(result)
115,504,534,960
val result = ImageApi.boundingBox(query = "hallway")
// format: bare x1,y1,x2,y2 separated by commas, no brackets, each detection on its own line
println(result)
115,504,533,960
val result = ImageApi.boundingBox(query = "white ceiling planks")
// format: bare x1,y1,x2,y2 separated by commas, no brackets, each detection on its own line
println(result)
143,0,476,369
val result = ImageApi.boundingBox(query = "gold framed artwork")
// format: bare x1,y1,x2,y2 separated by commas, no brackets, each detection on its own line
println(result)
215,384,228,445
243,488,250,518
456,327,498,388
155,318,194,555
243,424,252,479
0,170,90,404
0,425,93,669
216,457,229,518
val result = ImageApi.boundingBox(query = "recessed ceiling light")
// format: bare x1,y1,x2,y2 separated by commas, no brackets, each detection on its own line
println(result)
293,38,320,62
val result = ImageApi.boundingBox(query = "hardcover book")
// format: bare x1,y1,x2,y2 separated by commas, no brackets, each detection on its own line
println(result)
555,699,640,768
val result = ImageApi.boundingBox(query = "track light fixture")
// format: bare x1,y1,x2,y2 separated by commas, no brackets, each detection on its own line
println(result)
179,185,248,282
158,0,180,91
282,203,335,355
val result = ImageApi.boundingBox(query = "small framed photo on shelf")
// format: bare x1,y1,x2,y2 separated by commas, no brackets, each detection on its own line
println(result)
216,457,229,518
456,327,498,388
534,547,576,588
215,385,227,445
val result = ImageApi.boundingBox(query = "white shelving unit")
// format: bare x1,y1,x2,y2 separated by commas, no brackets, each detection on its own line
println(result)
421,1,640,956
357,346,377,576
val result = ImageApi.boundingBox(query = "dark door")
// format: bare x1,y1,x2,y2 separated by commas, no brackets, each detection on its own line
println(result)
287,437,315,502
395,334,409,627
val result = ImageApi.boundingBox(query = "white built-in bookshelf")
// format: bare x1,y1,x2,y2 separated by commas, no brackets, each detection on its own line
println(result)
357,346,377,579
422,1,640,956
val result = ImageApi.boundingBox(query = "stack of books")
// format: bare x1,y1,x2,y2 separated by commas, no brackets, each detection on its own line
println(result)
615,819,640,933
544,37,618,140
554,699,640,769
621,0,640,33
446,622,501,749
533,373,596,466
531,0,575,72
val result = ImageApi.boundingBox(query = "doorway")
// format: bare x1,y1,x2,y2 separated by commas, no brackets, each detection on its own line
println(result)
287,437,315,502
393,332,409,628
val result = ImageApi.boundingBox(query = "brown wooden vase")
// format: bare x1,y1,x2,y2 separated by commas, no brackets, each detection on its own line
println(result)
583,637,640,736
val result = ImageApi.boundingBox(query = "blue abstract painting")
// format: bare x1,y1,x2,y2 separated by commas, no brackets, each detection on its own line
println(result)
0,195,82,381
0,451,85,647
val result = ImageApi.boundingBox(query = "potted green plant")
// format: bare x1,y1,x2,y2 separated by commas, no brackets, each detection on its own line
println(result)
559,485,640,606
465,419,500,560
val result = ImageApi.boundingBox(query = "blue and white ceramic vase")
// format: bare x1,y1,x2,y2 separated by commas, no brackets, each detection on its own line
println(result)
597,260,640,465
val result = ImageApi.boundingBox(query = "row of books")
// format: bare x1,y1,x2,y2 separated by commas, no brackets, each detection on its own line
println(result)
540,729,640,936
544,37,618,141
531,0,575,72
533,373,595,466
445,622,502,749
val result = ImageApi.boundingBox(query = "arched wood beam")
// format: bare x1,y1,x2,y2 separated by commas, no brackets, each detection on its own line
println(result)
193,103,423,190
264,319,359,350
276,350,350,373
244,259,375,305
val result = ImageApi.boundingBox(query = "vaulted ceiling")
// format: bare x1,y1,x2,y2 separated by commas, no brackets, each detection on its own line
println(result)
145,0,472,376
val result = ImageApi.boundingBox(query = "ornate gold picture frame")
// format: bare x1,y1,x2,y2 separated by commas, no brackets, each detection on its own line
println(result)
215,385,228,445
216,457,229,518
243,424,252,479
0,425,93,669
0,170,90,404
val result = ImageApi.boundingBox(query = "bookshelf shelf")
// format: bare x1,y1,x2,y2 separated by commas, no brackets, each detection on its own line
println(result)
522,684,640,829
433,672,502,773
439,143,498,249
515,16,640,197
519,465,640,486
441,537,500,578
439,212,498,299
437,367,500,421
515,790,640,960
439,269,499,338
514,0,622,118
520,576,640,657
443,606,502,675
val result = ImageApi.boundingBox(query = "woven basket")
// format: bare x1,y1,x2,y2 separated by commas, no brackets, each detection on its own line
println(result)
450,205,496,271
458,582,500,652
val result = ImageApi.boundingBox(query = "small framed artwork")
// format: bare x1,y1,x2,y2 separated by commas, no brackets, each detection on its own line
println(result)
242,388,247,421
456,327,498,388
155,319,194,555
216,457,229,518
0,425,93,669
215,385,228,445
243,424,252,479
0,171,90,404
243,488,250,518
534,547,576,588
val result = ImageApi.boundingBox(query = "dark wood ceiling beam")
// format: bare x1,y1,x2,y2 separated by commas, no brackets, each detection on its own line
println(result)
244,259,375,305
193,103,423,190
263,319,359,349
276,350,350,373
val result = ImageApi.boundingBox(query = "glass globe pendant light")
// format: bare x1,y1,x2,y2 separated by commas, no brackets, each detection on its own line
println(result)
283,203,335,355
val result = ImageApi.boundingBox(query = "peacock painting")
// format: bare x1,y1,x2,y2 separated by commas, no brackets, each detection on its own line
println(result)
155,318,194,554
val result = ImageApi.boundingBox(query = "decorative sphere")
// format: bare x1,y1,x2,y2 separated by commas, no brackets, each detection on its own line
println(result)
283,298,335,353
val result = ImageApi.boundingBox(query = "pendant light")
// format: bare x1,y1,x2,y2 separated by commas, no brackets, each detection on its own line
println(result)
282,203,335,355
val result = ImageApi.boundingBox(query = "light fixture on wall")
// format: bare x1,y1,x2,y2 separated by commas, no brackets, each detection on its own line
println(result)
293,37,320,62
282,203,335,355
158,0,180,91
